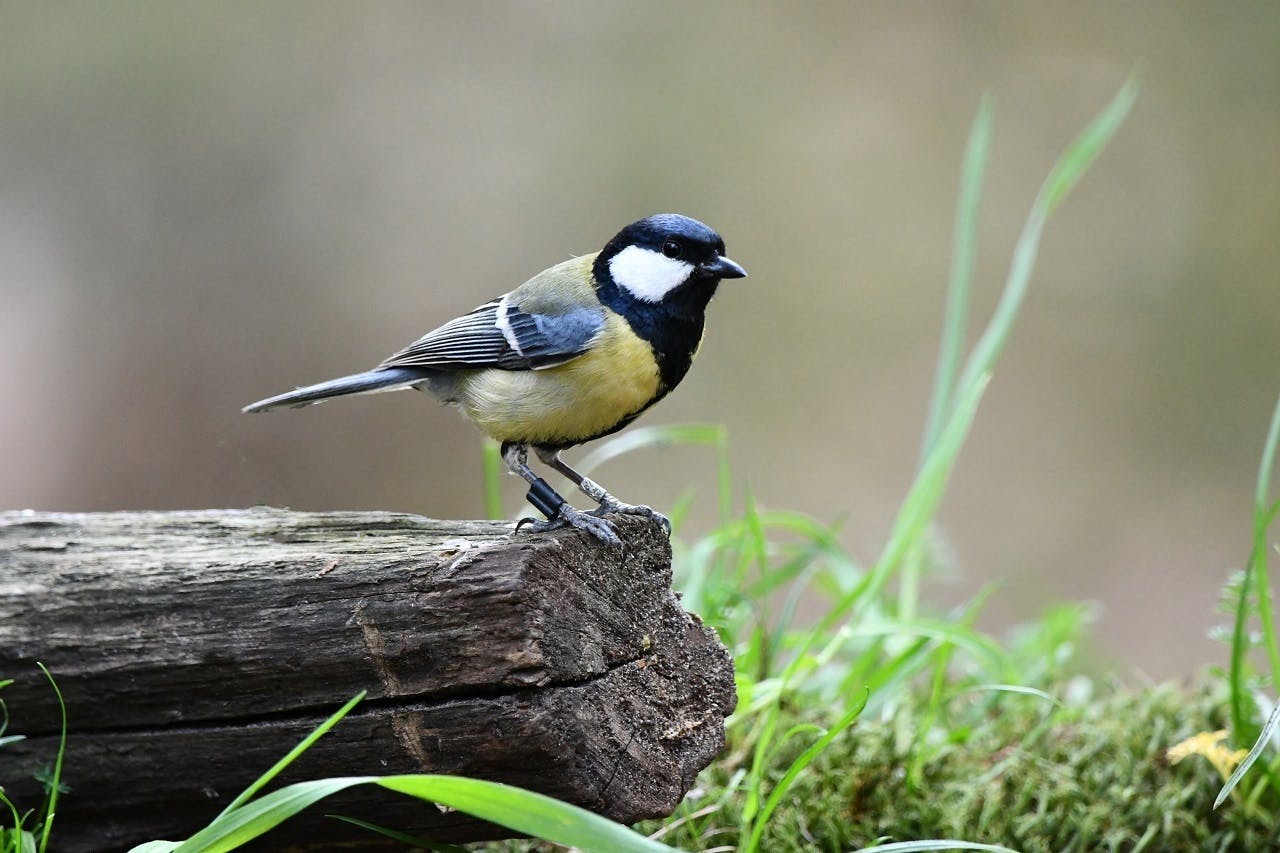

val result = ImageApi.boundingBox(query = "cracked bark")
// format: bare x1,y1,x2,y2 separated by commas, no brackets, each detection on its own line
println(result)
0,508,736,852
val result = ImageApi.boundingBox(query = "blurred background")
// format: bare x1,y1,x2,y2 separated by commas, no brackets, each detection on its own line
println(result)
3,3,1278,678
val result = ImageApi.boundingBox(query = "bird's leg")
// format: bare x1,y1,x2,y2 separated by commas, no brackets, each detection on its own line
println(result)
503,443,565,520
534,447,671,535
504,442,621,546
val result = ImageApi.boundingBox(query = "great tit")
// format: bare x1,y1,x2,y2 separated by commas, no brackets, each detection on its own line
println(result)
244,213,746,545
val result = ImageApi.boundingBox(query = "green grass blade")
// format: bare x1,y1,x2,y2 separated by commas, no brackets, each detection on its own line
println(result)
481,438,504,519
911,637,960,785
666,489,697,532
1216,695,1280,808
215,692,364,819
744,692,867,852
954,74,1137,400
33,664,65,853
844,618,1009,675
174,778,374,853
766,563,823,665
1251,397,1280,699
1254,393,1280,511
820,371,991,634
0,679,12,746
1260,546,1280,695
921,94,992,463
376,775,680,852
1227,390,1280,770
0,796,20,832
742,487,769,586
671,536,717,617
855,637,932,700
853,842,1022,853
907,592,999,780
897,542,923,623
152,771,675,853
126,844,180,853
821,78,1135,639
575,424,728,475
740,656,799,830
795,79,1139,671
1040,73,1141,215
964,684,1062,707
0,790,32,853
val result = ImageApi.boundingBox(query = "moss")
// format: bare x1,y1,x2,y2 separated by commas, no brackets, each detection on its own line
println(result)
476,680,1277,851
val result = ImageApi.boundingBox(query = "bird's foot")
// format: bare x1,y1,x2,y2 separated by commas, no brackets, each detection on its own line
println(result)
515,503,622,547
591,498,672,536
573,476,671,535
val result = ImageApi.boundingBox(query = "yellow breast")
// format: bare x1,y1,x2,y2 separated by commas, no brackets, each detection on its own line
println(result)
454,311,660,446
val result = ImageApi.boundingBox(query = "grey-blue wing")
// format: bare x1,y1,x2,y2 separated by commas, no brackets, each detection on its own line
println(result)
377,297,605,371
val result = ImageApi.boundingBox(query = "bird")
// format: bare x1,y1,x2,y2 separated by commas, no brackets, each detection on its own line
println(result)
243,213,747,545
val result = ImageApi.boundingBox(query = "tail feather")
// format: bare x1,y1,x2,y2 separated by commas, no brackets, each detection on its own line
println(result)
242,367,430,413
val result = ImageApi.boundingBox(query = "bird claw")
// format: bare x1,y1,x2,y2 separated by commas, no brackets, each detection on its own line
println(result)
515,504,622,547
592,500,672,536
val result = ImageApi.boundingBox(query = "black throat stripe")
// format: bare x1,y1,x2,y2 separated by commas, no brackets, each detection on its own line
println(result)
593,272,719,394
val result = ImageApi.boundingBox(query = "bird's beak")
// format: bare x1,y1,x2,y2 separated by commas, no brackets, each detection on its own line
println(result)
701,255,748,279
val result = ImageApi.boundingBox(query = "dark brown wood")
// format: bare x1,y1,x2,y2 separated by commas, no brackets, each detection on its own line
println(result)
0,509,735,852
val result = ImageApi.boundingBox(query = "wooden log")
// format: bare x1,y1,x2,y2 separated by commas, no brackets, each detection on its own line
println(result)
0,509,735,852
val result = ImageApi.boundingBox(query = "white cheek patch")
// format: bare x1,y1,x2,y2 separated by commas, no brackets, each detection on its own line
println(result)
608,245,694,303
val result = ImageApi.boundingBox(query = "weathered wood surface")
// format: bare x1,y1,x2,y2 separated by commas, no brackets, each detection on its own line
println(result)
0,508,736,852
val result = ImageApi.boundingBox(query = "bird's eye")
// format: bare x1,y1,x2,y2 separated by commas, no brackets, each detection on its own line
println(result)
661,240,683,259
